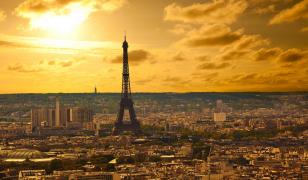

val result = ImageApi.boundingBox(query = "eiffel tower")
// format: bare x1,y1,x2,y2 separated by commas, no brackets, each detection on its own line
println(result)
112,36,141,135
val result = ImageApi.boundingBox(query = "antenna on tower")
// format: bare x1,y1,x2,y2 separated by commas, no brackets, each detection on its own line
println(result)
124,30,126,41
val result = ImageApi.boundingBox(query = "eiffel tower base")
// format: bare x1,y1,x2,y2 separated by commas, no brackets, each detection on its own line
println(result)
112,122,142,135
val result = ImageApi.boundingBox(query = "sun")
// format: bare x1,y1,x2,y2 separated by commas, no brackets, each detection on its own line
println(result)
29,4,90,36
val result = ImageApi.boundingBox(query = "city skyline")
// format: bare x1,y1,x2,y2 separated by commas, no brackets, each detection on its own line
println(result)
0,0,308,93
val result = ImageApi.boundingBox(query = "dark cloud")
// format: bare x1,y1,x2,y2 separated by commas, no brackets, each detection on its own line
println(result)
270,0,308,25
186,33,241,47
164,0,247,24
275,72,296,77
233,34,268,50
192,72,219,82
234,73,258,82
255,48,282,61
172,52,185,61
15,0,80,17
111,49,152,65
224,71,300,87
134,75,156,85
163,76,190,88
60,61,73,67
180,24,243,47
8,64,41,73
218,34,268,61
0,40,28,48
278,48,307,63
221,50,248,61
48,60,56,65
198,62,230,70
196,55,210,62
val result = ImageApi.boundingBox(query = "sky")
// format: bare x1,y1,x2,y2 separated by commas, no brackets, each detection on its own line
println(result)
0,0,307,93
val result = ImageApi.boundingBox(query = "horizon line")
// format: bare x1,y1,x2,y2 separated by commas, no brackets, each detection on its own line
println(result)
0,91,307,95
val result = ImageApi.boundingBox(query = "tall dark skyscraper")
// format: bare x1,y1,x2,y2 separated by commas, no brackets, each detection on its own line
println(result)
113,36,141,135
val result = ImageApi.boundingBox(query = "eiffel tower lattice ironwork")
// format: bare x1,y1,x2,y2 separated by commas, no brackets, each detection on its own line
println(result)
112,36,141,135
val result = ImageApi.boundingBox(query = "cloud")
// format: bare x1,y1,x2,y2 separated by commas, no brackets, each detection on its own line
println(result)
0,39,35,49
198,62,231,70
15,0,126,31
48,60,56,65
278,48,308,63
254,48,282,61
0,40,20,47
0,10,6,22
60,61,73,67
221,50,249,61
111,49,152,65
181,24,243,47
164,0,247,24
169,24,193,35
192,72,219,82
196,55,210,62
186,32,241,47
253,47,308,63
172,52,186,61
232,73,258,83
254,5,276,14
8,64,41,73
134,75,156,85
270,0,308,24
163,76,190,87
219,34,269,61
225,72,295,87
248,0,292,15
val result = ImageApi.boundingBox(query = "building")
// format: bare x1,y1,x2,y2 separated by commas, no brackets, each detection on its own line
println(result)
213,100,227,122
216,99,224,113
55,97,60,127
31,107,68,130
69,107,93,123
19,170,46,179
214,112,227,122
94,86,97,94
0,122,28,138
69,172,120,180
31,98,93,132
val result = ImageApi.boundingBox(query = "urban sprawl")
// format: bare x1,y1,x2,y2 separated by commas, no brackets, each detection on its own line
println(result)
0,93,307,179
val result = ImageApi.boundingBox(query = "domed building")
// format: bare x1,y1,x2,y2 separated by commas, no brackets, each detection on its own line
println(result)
0,149,49,161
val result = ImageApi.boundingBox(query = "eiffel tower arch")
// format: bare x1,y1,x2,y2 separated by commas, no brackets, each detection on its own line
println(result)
112,36,142,135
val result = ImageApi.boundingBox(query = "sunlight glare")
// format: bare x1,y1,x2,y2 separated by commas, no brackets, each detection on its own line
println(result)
30,4,90,35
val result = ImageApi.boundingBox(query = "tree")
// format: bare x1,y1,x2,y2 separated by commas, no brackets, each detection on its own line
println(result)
49,159,63,172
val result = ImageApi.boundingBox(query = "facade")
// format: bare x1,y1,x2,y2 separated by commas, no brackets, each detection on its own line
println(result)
214,112,227,122
69,107,93,123
31,98,93,131
214,99,227,122
0,123,28,138
216,99,224,113
55,97,60,127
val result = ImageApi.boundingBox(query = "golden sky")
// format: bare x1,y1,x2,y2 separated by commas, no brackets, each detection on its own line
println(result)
0,0,307,93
